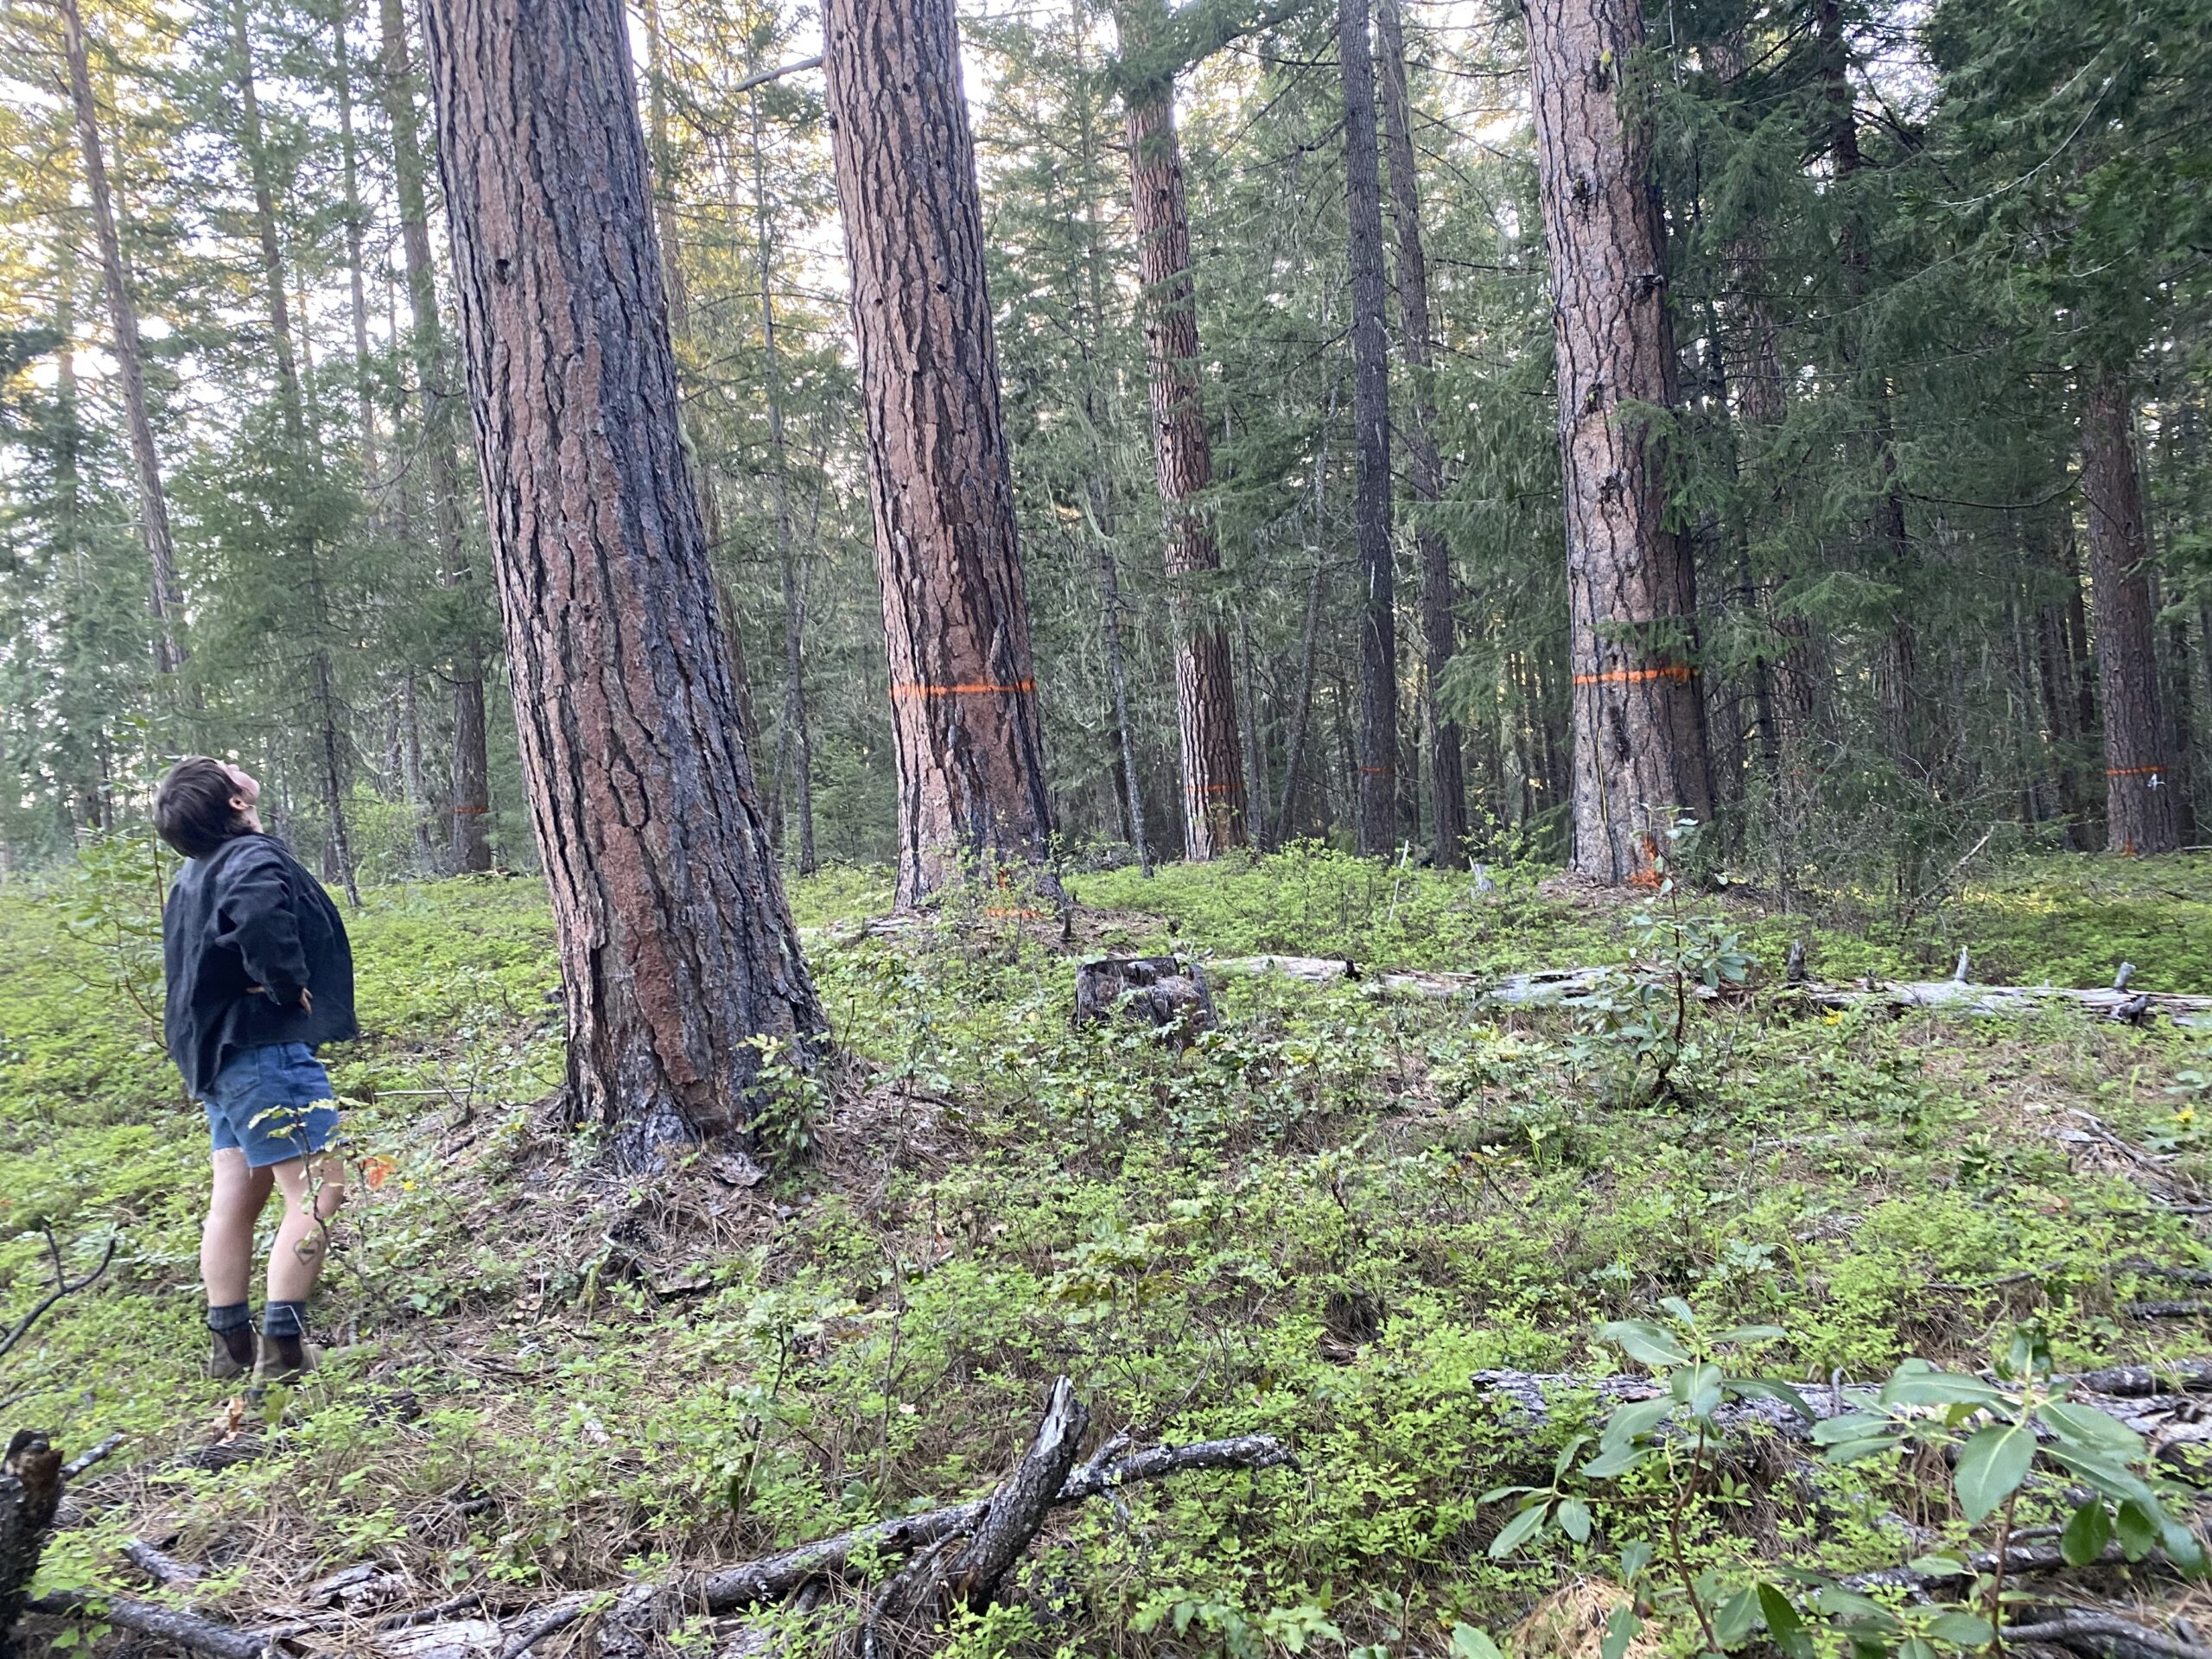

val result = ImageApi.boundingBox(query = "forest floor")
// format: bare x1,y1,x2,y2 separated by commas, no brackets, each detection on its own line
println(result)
7,845,2212,1659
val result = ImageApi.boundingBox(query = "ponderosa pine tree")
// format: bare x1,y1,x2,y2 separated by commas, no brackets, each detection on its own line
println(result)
1375,0,1464,867
2080,371,2178,856
378,0,492,872
421,0,824,1164
1338,0,1396,856
230,0,359,906
58,0,186,683
1526,0,1713,880
821,0,1058,906
1116,0,1248,859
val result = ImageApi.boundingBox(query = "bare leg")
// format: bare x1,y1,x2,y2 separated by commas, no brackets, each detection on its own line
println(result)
202,1148,275,1306
267,1152,347,1306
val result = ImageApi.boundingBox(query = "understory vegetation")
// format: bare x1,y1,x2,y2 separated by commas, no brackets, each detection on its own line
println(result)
7,846,2212,1656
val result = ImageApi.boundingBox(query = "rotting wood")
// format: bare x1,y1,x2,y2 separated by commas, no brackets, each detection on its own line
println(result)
1074,957,1218,1046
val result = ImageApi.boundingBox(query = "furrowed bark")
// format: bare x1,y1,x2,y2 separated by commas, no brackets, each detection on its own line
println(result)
1527,0,1713,880
1338,0,1398,857
1118,0,1249,859
1376,0,1465,868
2080,371,2178,856
421,0,825,1166
821,0,1059,906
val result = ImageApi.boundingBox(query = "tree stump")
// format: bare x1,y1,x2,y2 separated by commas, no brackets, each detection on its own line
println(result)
1073,957,1217,1046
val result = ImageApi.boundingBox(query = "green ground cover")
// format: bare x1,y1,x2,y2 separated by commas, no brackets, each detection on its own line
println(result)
3,845,2211,1657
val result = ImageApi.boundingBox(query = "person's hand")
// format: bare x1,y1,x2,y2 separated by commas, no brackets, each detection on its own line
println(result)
298,987,314,1014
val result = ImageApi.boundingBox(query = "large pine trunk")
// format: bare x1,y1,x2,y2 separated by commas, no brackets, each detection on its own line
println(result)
422,0,825,1166
1375,0,1465,868
378,0,493,872
1338,0,1397,857
59,0,186,682
1526,0,1713,880
2079,371,2179,856
822,0,1058,906
1119,0,1249,860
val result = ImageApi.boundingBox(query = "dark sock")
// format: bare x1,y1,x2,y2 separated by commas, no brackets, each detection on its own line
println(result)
262,1300,308,1373
207,1302,255,1368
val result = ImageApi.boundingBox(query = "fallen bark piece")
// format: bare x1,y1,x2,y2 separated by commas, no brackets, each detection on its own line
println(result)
27,1591,270,1659
379,1618,505,1659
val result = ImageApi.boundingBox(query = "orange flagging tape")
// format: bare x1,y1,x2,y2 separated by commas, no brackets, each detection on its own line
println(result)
1358,765,1392,775
1185,782,1243,794
1572,664,1699,686
2107,766,2168,777
888,679,1036,699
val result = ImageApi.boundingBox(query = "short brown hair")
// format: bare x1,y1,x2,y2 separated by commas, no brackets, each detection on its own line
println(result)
155,757,249,858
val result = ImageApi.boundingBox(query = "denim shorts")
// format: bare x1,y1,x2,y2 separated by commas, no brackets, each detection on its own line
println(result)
203,1043,341,1168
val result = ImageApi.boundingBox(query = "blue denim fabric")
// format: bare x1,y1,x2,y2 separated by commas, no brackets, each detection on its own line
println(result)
202,1042,340,1168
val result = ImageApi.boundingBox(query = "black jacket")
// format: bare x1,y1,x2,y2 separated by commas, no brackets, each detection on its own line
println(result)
162,833,359,1098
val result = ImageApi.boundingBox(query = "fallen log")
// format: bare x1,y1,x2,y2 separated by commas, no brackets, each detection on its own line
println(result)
25,1592,270,1659
483,1393,1295,1659
1470,1366,2212,1463
1212,957,2212,1029
697,1420,1295,1609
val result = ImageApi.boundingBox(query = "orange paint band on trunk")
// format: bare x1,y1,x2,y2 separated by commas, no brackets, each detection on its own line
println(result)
2106,766,2167,777
888,679,1036,699
1185,783,1243,794
1572,664,1699,686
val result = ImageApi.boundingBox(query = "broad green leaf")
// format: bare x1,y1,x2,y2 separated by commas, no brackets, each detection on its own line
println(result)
1879,1368,2011,1408
1658,1296,1698,1326
1602,1397,1677,1447
1815,1587,1901,1630
2061,1499,2113,1567
2155,1510,2209,1577
1599,1319,1690,1368
1906,1554,1968,1578
1553,1434,1591,1481
1954,1421,2037,1522
2114,1499,2159,1560
1488,1499,1551,1559
1812,1411,1896,1444
1820,1435,1905,1465
1479,1485,1537,1504
1713,1586,1759,1649
2042,1446,2158,1509
1901,1636,1939,1659
1925,1612,1995,1646
1581,1442,1654,1479
1730,1377,1814,1418
1601,1605,1640,1659
1757,1584,1803,1643
1620,1541,1655,1580
1557,1497,1592,1542
2041,1402,2142,1460
1452,1625,1506,1659
1674,1361,1722,1419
